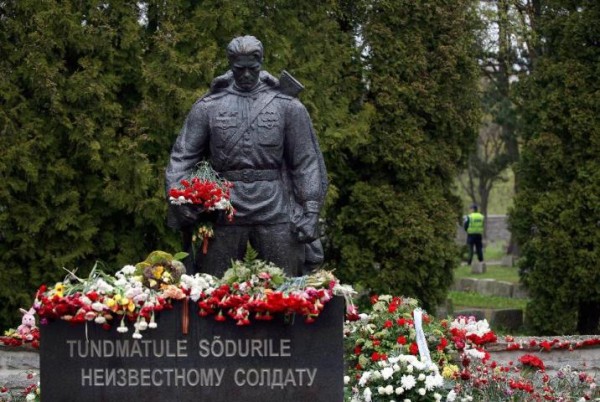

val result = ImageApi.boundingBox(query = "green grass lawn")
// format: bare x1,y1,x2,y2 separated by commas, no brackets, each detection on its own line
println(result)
483,241,507,260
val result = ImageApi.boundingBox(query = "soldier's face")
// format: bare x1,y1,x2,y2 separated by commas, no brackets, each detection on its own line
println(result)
231,55,261,91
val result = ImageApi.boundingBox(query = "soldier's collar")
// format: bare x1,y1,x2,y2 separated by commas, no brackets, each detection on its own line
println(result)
228,81,269,97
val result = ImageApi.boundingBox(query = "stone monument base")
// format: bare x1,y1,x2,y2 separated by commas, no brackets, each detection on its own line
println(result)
40,298,344,402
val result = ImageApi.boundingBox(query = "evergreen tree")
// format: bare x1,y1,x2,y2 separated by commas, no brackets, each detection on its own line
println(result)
328,0,480,311
0,1,163,328
509,0,600,334
0,0,359,328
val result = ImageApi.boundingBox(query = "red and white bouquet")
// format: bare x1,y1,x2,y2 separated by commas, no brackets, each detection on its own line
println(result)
168,161,235,253
168,161,235,221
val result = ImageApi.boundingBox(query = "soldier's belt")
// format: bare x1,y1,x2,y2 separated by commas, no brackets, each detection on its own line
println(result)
221,169,280,183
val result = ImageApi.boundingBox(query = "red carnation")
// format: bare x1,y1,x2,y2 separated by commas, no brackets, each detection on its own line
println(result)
519,354,545,371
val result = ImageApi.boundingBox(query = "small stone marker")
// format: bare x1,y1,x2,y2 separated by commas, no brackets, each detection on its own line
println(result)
40,298,344,402
471,261,487,274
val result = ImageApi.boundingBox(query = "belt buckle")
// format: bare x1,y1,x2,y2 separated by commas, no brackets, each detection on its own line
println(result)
242,170,250,182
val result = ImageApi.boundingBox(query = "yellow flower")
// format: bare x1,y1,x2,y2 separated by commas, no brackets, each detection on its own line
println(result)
127,301,135,312
119,297,130,306
153,265,165,279
105,298,116,308
442,364,459,379
54,283,64,298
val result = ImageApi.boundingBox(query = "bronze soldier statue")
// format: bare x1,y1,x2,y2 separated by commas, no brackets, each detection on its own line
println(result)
166,36,327,277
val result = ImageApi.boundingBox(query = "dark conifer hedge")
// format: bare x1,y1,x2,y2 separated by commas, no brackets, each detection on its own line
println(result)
509,0,600,334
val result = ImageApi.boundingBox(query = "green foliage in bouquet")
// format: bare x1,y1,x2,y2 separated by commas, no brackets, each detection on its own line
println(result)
221,246,286,289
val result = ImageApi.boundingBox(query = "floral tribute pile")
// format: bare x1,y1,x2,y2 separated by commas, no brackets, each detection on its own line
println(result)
196,250,356,325
344,295,600,401
2,249,356,345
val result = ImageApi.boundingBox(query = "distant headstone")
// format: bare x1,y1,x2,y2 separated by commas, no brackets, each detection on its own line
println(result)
476,279,513,298
470,261,486,274
501,255,514,267
512,283,529,299
40,298,344,402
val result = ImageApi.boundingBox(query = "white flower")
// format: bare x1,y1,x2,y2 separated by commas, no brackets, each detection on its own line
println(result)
446,390,457,402
117,319,128,333
450,316,491,338
381,366,394,380
136,320,148,331
94,316,106,324
120,265,136,275
418,373,426,381
465,348,486,360
91,302,105,312
395,387,404,395
384,385,394,395
399,355,418,365
425,373,443,390
378,386,386,395
115,277,127,287
400,374,416,390
363,387,372,402
344,376,350,384
358,313,370,322
26,393,36,401
133,293,148,303
412,360,426,371
418,388,426,396
95,278,114,293
358,371,372,386
406,365,414,373
434,393,442,401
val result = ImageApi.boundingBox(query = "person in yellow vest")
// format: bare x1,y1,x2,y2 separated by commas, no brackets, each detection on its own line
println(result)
464,204,485,266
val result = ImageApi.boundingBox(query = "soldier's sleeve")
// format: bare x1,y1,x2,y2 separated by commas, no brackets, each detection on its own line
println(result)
165,100,210,194
283,98,325,213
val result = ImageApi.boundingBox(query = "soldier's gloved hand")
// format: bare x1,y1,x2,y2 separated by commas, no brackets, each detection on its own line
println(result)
294,212,319,244
171,204,202,228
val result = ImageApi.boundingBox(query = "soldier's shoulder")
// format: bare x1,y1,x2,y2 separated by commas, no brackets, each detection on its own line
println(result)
195,91,228,105
274,91,294,101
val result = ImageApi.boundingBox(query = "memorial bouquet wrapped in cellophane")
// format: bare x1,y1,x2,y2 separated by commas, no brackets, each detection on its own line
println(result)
168,161,235,254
